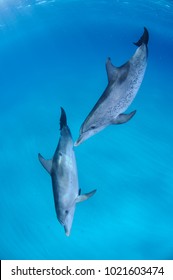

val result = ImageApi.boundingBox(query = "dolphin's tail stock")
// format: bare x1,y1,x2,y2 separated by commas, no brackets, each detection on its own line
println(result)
134,27,149,47
60,107,67,130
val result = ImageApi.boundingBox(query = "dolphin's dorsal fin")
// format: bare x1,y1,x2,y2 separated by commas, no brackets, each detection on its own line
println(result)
106,57,119,83
60,107,67,130
38,153,52,174
106,57,130,85
75,189,96,203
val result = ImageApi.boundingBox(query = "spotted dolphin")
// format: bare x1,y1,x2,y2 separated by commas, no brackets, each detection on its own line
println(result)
74,27,149,146
38,108,96,236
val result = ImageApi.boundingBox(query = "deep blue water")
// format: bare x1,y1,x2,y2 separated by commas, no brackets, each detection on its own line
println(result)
0,0,173,260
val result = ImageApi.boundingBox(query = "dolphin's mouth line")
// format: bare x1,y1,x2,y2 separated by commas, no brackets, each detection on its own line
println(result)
74,129,91,146
58,219,65,226
74,124,107,146
74,137,82,146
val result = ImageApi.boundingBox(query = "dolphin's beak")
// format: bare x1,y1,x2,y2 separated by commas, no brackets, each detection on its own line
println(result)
74,140,80,147
64,225,71,237
74,130,94,146
65,231,70,237
74,135,83,146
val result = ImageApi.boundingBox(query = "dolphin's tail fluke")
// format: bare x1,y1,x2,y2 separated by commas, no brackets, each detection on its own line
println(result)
134,27,149,47
60,107,67,130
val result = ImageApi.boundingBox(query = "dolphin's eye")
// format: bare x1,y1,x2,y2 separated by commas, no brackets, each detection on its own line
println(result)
91,125,96,129
65,210,69,214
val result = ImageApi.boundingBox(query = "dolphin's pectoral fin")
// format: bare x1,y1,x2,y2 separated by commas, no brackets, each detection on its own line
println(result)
112,110,136,125
38,153,52,174
106,57,119,83
75,189,96,203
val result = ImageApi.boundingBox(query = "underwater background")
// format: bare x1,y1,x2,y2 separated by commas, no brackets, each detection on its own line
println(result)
0,0,173,260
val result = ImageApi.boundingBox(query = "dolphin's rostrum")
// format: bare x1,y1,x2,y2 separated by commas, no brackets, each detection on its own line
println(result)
38,107,96,236
75,27,149,146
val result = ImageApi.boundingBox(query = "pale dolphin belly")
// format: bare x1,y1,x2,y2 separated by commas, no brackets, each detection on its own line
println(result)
51,152,79,213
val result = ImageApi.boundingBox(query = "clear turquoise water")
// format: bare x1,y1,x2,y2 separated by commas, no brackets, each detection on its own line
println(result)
0,0,173,260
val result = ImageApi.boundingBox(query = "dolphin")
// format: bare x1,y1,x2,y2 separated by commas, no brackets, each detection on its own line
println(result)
38,107,96,236
74,27,149,146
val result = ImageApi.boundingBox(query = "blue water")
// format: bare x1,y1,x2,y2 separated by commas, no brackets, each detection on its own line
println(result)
0,0,173,260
